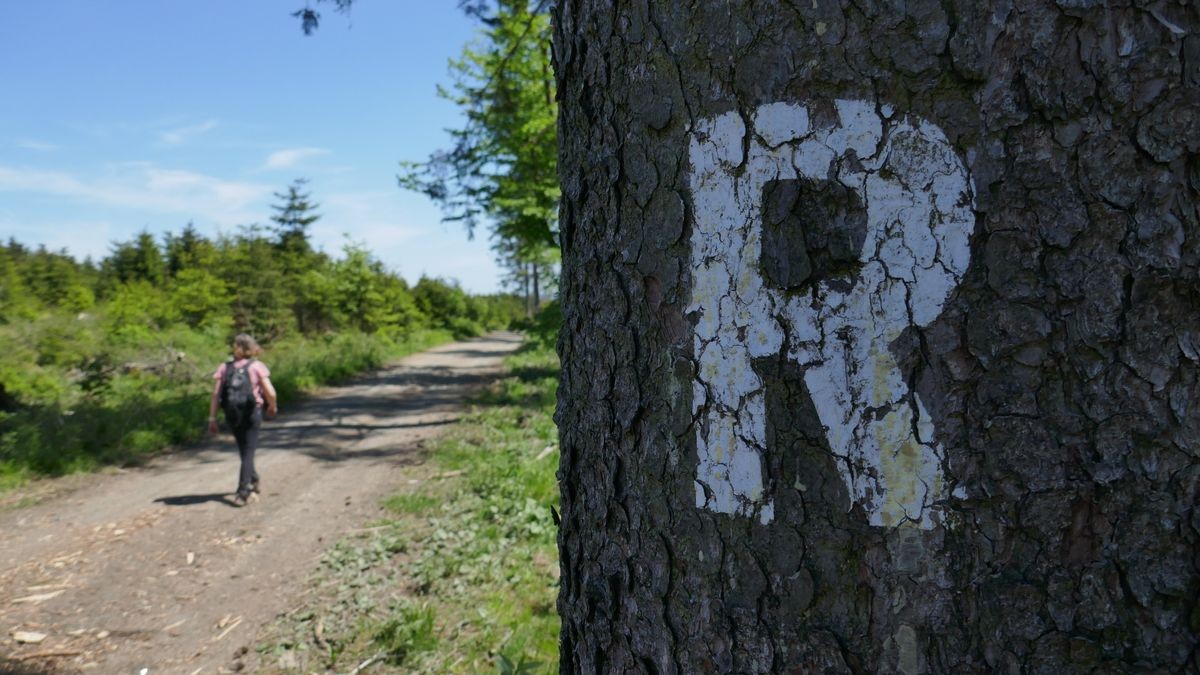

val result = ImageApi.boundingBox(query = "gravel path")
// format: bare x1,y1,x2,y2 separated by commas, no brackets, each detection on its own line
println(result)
0,332,523,674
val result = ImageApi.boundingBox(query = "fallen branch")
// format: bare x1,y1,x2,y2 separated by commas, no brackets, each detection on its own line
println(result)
212,616,243,642
15,650,83,661
346,653,385,675
12,589,66,604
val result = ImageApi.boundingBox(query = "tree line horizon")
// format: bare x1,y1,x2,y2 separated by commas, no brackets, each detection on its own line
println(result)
0,178,525,344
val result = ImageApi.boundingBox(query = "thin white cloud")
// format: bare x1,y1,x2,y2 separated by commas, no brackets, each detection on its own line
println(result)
262,147,331,170
311,190,504,292
0,162,272,226
158,119,218,147
311,190,426,253
16,139,58,152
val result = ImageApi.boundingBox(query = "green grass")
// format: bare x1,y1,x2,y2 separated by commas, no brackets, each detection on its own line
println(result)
373,601,439,665
0,327,455,493
381,493,442,515
256,325,560,674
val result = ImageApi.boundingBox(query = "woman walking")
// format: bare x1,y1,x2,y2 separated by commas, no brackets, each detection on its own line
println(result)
208,334,278,506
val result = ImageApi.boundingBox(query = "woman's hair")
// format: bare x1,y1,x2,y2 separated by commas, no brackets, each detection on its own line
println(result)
232,334,262,358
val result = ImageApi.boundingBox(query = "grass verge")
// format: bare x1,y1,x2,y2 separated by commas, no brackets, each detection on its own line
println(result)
255,332,560,674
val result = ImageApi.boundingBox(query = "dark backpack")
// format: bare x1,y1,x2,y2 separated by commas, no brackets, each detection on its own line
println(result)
220,358,257,430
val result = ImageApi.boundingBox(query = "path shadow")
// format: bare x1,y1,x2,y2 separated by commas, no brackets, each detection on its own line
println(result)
431,348,514,359
351,367,497,390
154,493,238,507
270,418,458,434
0,657,58,675
306,446,431,466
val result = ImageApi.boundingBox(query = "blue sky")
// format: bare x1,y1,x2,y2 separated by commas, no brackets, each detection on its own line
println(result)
0,1,507,292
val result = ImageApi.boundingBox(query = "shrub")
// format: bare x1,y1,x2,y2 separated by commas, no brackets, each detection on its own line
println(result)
373,601,438,666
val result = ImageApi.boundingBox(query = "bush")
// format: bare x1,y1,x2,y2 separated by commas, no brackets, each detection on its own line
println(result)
524,301,560,351
170,268,232,330
102,281,178,343
373,601,438,666
448,316,483,340
412,277,463,329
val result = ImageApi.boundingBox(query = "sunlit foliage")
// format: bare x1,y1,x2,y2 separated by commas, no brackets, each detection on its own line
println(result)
399,0,559,305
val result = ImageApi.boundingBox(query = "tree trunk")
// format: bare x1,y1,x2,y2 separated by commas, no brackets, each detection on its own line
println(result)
554,2,1198,673
534,261,542,309
525,261,534,318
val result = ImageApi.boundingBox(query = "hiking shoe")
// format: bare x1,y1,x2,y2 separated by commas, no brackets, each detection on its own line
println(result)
233,491,258,507
231,487,258,504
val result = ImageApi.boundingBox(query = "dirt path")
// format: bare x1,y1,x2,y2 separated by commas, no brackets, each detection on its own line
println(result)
0,333,523,674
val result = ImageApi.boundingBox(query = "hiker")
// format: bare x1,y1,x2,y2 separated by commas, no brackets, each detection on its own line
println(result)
208,334,278,506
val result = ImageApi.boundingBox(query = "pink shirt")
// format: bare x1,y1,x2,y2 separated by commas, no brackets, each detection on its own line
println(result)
212,359,272,407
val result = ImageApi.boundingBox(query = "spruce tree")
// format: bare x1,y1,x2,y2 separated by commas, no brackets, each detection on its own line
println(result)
269,178,320,260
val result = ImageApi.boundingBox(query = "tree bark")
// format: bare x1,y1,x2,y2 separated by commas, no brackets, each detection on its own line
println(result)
554,1,1198,673
535,260,542,309
526,261,534,318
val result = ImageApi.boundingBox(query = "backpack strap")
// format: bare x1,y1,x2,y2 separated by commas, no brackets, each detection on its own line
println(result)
242,357,257,393
219,357,235,401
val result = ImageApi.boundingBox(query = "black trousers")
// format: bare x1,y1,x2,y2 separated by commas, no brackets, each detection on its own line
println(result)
231,408,263,495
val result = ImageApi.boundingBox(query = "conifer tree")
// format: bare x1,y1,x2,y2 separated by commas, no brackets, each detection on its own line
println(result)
269,178,320,260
